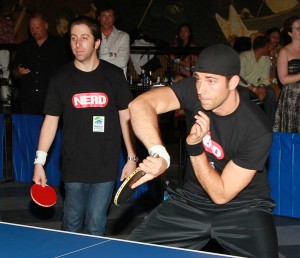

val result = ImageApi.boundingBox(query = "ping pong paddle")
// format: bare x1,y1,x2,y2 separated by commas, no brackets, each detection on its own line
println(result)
30,184,57,207
114,153,159,206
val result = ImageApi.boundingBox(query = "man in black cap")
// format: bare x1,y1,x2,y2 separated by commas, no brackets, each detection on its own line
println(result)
127,44,278,257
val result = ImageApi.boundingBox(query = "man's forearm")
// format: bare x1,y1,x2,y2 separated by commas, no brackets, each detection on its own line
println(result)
119,109,136,157
128,97,163,150
37,115,59,152
129,87,180,150
190,153,226,204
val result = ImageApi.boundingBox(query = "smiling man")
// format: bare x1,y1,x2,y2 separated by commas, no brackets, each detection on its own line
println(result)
127,44,278,257
32,16,136,236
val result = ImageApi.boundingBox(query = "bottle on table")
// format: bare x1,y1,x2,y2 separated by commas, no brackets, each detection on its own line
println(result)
162,61,174,86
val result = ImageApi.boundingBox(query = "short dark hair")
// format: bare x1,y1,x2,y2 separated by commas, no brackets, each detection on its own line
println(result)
252,35,269,50
69,16,101,41
233,36,251,53
265,27,280,37
96,3,117,19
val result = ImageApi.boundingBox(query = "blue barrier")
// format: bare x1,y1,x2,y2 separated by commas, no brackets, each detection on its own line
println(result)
11,114,156,200
9,115,300,209
12,114,62,186
0,114,4,181
268,132,300,218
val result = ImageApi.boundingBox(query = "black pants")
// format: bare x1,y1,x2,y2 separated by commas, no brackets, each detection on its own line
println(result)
128,186,278,258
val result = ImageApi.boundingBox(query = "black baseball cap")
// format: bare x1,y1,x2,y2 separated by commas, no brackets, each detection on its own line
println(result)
194,44,240,76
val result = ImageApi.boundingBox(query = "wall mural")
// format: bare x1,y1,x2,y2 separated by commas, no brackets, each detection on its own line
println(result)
216,1,300,43
1,0,300,46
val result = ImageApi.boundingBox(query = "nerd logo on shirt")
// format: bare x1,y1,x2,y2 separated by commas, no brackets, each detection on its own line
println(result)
72,92,108,108
203,132,224,160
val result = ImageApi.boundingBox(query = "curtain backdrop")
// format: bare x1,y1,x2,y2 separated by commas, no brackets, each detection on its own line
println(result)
12,114,62,186
268,132,300,218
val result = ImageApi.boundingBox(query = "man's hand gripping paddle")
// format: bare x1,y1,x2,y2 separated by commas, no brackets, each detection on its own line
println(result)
114,153,159,206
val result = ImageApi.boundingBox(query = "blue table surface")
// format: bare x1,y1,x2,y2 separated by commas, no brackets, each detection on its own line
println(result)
0,222,242,258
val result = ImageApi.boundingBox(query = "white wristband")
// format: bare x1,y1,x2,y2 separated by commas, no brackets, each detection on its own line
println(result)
34,150,48,166
148,145,170,168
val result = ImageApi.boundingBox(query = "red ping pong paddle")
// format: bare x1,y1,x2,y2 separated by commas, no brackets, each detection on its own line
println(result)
114,153,159,206
30,184,57,207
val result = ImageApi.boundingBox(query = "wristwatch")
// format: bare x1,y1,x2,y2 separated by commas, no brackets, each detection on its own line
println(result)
127,156,139,163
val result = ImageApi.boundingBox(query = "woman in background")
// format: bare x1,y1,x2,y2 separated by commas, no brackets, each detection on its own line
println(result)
273,16,300,133
170,23,198,77
265,27,282,60
265,27,282,84
265,27,282,101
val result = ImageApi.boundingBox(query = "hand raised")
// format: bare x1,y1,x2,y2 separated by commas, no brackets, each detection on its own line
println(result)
186,111,210,145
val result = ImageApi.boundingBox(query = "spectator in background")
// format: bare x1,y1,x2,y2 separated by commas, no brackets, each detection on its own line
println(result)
170,23,198,77
97,3,130,77
273,16,300,133
265,27,282,85
233,36,259,105
12,12,66,114
265,27,282,62
239,35,277,124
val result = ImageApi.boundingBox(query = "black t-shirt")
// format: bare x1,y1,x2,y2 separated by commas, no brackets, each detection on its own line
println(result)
44,60,133,183
171,77,273,201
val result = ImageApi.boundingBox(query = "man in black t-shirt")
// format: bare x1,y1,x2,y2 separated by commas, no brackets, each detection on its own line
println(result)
13,13,66,114
128,44,278,257
33,16,137,236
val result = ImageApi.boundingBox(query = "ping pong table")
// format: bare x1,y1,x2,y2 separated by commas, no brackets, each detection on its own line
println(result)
0,222,242,258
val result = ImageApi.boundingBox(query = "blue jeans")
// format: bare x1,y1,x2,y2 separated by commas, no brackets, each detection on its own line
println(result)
63,181,114,236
